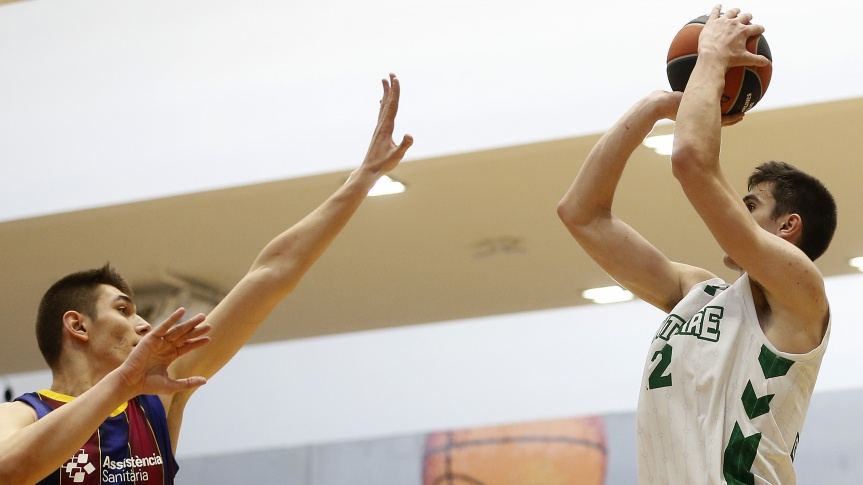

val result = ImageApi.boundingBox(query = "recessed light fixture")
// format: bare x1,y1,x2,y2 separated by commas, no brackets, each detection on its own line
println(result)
582,285,634,304
642,133,674,156
368,175,406,197
850,257,863,271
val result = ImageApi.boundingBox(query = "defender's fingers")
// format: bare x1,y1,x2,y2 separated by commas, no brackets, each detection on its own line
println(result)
389,73,401,103
378,77,394,124
380,77,391,104
163,314,208,342
381,74,401,119
167,376,208,393
400,134,414,151
170,323,211,345
388,134,414,162
175,336,211,357
150,308,186,337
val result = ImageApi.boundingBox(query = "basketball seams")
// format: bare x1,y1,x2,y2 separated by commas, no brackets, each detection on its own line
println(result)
666,24,702,61
666,14,772,114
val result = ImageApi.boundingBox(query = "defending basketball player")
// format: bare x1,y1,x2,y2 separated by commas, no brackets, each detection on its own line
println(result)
0,73,412,485
557,6,836,484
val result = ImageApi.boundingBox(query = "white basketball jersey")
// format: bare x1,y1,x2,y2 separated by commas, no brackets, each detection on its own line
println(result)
636,274,830,485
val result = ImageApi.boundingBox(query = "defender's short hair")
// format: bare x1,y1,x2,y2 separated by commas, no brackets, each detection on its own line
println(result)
36,264,132,368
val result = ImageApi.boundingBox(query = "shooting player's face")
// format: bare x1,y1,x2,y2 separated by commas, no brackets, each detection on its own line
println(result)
743,183,784,233
723,183,784,271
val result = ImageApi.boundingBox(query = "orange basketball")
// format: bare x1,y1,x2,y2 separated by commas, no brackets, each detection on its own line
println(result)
666,14,772,115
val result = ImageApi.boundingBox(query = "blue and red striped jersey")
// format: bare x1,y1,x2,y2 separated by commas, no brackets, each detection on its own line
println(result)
15,390,178,484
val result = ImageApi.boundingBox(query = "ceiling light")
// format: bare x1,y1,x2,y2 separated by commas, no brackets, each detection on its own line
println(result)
850,257,863,271
581,285,634,304
642,133,674,156
368,175,406,197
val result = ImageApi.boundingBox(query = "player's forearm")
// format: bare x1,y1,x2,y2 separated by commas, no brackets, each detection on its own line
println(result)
0,372,135,484
248,164,381,292
170,165,382,378
558,93,667,227
671,56,725,179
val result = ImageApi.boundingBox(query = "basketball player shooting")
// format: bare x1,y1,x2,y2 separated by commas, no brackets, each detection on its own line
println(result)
557,6,836,484
0,74,412,485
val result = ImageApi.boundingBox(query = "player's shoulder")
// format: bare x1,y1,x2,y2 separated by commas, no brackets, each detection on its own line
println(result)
0,401,38,420
0,401,38,440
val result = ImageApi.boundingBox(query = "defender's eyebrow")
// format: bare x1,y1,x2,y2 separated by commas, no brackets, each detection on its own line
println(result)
742,194,761,204
113,294,136,309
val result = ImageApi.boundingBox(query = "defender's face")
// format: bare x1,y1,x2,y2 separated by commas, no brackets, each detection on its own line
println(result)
87,284,151,368
723,182,783,271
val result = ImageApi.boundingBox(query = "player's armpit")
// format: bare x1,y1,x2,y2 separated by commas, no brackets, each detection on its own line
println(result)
673,262,720,301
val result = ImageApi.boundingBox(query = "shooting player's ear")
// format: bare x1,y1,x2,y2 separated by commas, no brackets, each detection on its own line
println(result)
63,311,90,343
778,213,803,244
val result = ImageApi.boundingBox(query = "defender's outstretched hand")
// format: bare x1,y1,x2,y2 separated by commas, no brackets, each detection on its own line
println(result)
361,73,414,176
163,74,413,397
117,308,211,397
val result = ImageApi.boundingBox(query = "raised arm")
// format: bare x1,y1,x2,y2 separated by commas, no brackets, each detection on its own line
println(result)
558,91,715,313
670,7,827,350
163,75,413,414
0,310,209,484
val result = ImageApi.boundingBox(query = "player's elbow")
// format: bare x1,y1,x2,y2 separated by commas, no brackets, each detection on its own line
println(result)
557,198,587,231
557,198,607,249
670,142,706,184
557,198,575,224
245,264,302,300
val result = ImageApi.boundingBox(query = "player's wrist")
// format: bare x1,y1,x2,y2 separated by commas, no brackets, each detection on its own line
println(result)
104,366,143,401
347,165,384,192
641,91,679,121
695,44,732,72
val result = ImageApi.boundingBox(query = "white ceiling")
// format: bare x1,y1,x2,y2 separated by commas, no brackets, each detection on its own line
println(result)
2,0,863,221
2,1,863,376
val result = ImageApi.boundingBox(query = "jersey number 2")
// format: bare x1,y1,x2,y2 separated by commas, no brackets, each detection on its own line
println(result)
648,343,673,389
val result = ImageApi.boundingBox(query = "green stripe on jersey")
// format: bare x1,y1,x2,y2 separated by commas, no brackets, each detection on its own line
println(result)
758,345,795,379
742,381,774,420
723,422,762,485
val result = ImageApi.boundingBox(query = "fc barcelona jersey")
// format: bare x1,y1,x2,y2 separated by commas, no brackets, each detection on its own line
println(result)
15,390,178,484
